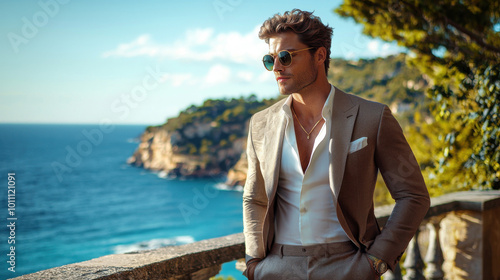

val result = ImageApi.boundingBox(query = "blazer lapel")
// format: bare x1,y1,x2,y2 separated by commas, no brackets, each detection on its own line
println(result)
329,88,359,198
263,105,286,203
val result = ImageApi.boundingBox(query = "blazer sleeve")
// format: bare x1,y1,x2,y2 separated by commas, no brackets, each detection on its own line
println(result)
367,106,430,270
243,116,268,263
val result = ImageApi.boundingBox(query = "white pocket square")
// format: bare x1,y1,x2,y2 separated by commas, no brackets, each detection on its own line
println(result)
349,137,368,154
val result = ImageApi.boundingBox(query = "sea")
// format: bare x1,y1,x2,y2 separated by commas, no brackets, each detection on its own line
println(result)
0,124,245,280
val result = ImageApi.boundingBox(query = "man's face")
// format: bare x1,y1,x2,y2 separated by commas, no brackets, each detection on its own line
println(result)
268,32,317,95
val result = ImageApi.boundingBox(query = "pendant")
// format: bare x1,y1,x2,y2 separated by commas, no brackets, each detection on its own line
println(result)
307,135,310,140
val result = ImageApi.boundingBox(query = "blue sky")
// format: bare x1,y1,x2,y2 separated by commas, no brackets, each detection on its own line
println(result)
1,0,405,125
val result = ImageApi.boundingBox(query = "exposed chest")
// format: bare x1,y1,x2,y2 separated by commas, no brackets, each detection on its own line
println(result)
293,119,326,173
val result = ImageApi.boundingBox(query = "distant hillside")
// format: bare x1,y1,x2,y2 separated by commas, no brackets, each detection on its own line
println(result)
128,96,278,178
329,54,429,126
128,53,429,188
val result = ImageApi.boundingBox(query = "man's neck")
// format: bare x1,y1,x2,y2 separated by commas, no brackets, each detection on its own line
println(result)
291,80,331,120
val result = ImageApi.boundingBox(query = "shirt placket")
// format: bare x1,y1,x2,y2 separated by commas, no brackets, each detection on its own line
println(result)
299,122,327,243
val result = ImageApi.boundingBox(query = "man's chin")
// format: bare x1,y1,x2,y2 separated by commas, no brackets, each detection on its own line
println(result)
278,85,293,95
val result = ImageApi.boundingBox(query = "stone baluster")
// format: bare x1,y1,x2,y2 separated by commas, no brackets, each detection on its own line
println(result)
424,218,444,280
403,229,425,280
383,263,402,280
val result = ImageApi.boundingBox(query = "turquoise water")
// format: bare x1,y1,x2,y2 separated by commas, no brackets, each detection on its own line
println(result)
0,124,244,279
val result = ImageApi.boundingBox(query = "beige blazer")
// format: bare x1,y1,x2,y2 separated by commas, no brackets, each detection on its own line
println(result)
243,88,430,271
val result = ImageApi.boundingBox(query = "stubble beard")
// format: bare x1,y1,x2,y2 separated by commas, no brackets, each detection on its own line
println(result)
278,62,318,96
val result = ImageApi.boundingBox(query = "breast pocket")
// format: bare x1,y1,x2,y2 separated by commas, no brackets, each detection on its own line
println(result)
348,137,368,154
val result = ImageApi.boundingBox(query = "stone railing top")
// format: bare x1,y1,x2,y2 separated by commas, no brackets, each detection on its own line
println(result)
425,190,500,217
10,233,245,280
375,190,500,226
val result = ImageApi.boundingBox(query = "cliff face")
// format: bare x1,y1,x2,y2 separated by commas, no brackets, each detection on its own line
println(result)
128,123,246,179
128,95,273,183
225,147,247,187
127,127,174,172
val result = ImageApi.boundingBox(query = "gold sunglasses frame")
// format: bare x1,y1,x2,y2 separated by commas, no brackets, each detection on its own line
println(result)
262,47,315,71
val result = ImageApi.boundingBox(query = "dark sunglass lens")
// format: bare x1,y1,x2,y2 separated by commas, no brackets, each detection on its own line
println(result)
278,51,292,66
263,55,274,71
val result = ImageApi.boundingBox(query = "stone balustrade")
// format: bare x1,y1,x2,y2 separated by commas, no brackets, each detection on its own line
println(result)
11,190,500,280
395,191,500,280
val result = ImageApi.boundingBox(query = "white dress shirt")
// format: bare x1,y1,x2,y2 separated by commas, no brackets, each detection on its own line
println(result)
274,85,350,245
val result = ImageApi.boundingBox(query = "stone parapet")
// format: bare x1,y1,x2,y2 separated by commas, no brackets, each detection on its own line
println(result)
10,234,244,280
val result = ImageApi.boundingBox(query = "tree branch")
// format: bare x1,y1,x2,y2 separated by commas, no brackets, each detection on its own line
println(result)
399,0,500,56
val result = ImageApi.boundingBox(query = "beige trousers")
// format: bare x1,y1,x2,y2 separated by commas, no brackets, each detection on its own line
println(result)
253,241,380,280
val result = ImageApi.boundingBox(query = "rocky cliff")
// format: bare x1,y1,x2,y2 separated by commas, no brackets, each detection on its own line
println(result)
225,148,247,187
128,96,272,184
128,122,247,180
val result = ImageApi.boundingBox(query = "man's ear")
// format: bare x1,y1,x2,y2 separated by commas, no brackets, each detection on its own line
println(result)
315,46,327,66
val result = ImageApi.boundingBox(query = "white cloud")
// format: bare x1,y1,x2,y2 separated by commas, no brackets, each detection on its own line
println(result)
102,27,276,91
236,71,254,82
160,73,195,87
366,39,401,58
203,64,231,87
367,40,379,53
257,70,273,83
186,28,214,45
156,65,269,89
102,34,158,58
102,25,268,65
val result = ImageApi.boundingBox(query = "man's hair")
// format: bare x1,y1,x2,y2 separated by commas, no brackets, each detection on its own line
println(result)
259,9,333,74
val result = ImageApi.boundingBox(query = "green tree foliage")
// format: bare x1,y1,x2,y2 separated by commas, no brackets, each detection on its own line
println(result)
336,0,500,191
329,54,428,127
163,95,276,133
210,276,235,280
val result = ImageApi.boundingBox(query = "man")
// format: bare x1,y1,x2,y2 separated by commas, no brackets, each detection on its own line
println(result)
243,9,430,280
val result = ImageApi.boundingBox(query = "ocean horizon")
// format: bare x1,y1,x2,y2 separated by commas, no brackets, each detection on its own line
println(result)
0,123,245,279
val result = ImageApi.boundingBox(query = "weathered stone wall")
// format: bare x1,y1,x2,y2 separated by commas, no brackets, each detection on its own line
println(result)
440,210,482,279
10,234,245,280
483,207,500,280
439,206,500,280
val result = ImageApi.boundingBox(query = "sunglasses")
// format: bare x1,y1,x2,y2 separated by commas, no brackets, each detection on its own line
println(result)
262,47,315,71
